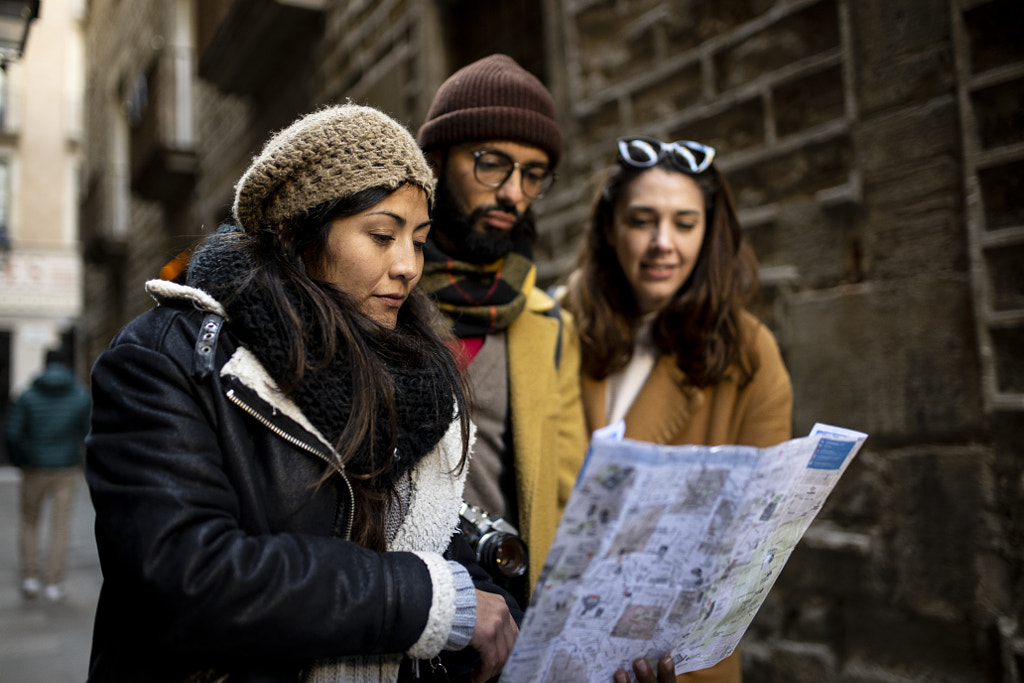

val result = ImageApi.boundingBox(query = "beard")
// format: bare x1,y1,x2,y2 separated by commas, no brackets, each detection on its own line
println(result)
431,180,532,264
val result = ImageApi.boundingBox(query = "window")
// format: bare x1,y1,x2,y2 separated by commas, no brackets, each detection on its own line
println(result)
0,67,8,131
0,157,11,249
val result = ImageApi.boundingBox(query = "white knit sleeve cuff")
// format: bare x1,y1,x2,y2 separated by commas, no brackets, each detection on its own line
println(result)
406,551,457,660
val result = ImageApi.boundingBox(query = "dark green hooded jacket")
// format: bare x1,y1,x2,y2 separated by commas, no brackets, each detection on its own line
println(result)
5,362,91,468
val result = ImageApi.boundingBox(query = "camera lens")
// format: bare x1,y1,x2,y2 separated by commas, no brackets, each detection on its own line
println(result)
494,536,528,577
459,503,529,579
478,531,528,578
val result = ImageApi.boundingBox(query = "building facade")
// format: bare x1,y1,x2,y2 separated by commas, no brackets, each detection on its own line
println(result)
78,0,1022,680
0,0,86,463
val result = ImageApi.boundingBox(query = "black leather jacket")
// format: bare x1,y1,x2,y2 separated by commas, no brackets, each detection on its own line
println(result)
85,281,516,682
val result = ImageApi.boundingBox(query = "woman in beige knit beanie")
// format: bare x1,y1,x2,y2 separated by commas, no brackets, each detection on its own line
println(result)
84,103,519,683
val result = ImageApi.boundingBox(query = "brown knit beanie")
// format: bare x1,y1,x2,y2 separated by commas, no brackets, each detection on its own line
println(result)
233,104,435,230
417,54,562,169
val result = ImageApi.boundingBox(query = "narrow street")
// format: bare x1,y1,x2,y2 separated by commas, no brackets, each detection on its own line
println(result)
0,467,100,681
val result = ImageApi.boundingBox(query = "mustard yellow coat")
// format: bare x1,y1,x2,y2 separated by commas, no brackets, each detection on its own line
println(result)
507,287,589,589
581,312,793,683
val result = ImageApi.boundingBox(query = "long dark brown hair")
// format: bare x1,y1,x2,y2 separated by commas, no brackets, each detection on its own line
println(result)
221,184,470,550
563,160,760,388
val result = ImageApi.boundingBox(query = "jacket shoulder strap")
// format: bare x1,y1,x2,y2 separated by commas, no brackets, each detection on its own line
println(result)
193,313,225,381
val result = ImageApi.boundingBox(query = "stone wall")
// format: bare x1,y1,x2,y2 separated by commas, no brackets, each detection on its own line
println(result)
78,0,1023,679
536,0,1022,679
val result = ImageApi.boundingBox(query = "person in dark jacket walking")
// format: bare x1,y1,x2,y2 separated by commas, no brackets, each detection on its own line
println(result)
5,348,91,602
85,104,518,683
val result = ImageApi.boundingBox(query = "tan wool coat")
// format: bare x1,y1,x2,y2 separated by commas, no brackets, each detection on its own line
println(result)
507,287,589,589
581,311,794,683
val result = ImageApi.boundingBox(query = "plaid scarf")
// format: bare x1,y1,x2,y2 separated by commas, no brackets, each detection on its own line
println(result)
420,236,536,337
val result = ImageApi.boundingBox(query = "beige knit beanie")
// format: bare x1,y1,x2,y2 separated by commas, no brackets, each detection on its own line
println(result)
233,104,435,230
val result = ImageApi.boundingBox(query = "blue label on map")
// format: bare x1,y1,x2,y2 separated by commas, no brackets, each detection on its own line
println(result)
807,438,854,470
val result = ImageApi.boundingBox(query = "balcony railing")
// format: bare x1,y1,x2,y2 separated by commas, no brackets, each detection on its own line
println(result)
128,47,196,204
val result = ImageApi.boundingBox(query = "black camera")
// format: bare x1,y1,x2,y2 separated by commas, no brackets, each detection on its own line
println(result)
459,503,528,578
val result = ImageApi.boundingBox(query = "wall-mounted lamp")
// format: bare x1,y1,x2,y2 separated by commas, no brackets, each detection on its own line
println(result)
0,0,39,68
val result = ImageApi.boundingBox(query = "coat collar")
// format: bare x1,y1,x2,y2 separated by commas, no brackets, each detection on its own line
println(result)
524,286,557,314
146,278,228,318
583,355,705,445
146,279,331,448
145,279,468,553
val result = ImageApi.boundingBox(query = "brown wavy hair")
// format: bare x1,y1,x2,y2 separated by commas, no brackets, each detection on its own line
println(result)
563,159,760,388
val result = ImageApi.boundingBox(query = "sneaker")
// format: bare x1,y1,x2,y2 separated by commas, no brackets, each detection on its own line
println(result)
43,584,65,603
20,577,41,599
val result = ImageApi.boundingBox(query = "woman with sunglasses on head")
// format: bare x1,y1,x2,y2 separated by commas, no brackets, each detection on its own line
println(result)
85,104,519,683
562,137,793,683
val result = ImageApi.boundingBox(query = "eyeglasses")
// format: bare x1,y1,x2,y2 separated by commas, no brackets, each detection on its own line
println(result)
617,136,716,174
472,150,557,199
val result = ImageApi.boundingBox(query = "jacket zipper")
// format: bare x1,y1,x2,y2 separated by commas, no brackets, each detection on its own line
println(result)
225,388,355,541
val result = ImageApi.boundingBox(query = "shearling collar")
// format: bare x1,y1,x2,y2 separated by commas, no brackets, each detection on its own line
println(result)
144,278,471,554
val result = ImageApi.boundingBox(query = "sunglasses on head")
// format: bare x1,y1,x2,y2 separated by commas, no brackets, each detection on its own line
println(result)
616,136,716,174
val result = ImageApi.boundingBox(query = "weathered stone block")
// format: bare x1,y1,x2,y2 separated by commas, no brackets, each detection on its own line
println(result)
578,98,623,150
727,134,852,209
839,604,986,681
774,64,845,139
668,97,765,155
860,159,965,279
574,0,662,97
856,97,960,173
765,549,871,635
783,280,983,438
888,447,992,617
713,1,840,93
818,449,887,528
849,0,951,64
744,200,861,291
742,639,836,683
858,47,956,119
664,0,778,50
631,62,703,128
856,99,966,280
849,0,955,117
838,659,970,682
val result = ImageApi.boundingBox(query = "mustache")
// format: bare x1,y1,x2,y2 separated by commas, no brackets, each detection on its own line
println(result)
467,204,521,225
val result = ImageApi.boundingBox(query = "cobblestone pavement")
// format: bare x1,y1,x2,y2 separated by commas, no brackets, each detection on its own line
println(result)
0,467,100,682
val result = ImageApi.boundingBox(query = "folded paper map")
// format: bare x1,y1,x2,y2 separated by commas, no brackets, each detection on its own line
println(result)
500,423,867,682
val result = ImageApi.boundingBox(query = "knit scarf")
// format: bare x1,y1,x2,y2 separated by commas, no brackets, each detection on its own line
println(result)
186,226,455,487
419,235,536,337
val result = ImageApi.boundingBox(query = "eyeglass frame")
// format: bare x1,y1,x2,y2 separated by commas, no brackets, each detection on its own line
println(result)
616,136,716,174
470,149,558,199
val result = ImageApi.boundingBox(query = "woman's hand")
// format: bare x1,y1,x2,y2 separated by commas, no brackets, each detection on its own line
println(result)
613,654,675,683
469,589,519,683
